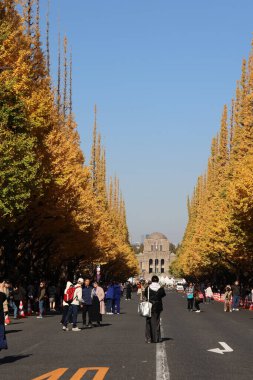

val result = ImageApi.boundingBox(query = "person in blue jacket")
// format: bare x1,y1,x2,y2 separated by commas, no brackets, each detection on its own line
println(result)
113,282,121,314
105,283,114,314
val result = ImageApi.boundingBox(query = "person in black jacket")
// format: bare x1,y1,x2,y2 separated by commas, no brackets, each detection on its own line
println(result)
144,275,166,343
0,277,8,351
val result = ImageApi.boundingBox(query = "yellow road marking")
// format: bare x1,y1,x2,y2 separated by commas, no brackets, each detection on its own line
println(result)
32,367,110,380
32,368,68,380
70,367,110,380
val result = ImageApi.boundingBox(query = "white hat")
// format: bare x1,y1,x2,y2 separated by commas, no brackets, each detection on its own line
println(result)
77,278,84,284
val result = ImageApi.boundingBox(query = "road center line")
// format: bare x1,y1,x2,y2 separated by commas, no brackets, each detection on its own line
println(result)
156,320,170,380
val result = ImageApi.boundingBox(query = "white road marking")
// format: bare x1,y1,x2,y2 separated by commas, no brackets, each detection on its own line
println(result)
208,342,233,355
156,320,170,380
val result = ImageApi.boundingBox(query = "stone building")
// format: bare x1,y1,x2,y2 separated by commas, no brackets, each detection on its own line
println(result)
136,232,176,280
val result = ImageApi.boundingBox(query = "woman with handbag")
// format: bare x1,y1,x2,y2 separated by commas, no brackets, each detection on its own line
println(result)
144,276,166,344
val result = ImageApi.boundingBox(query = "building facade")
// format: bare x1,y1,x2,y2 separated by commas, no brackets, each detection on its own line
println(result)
136,232,176,280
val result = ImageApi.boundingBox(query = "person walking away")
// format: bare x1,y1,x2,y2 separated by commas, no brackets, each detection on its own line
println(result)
3,281,10,325
90,282,105,326
126,282,132,300
105,283,114,314
82,278,93,328
231,281,240,311
224,285,232,312
63,278,84,331
185,283,194,311
194,285,201,312
137,282,143,302
12,285,21,318
60,281,73,324
120,283,124,297
113,282,121,314
37,281,46,319
144,276,166,343
205,284,213,303
48,283,57,312
8,283,18,319
0,278,8,351
27,283,35,314
200,282,206,303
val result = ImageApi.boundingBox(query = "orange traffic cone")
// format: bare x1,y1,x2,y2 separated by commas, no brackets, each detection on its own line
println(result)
19,301,25,318
249,303,253,311
5,314,11,325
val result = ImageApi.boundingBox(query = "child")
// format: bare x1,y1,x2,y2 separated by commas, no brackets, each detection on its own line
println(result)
224,285,232,312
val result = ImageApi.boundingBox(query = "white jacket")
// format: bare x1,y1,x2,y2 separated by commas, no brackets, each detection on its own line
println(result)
205,286,213,297
71,284,83,306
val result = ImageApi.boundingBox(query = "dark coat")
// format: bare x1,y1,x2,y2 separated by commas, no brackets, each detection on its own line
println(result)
145,286,166,313
82,286,93,305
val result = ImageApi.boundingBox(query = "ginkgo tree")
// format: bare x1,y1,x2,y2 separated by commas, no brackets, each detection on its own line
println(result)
173,46,253,280
0,0,137,281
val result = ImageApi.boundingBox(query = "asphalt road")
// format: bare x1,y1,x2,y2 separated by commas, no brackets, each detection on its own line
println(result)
0,292,252,380
163,291,253,380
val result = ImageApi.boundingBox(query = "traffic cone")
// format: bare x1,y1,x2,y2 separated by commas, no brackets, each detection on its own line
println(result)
5,314,11,325
19,301,25,318
249,303,253,311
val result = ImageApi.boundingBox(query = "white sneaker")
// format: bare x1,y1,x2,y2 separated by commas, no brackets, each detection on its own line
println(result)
72,327,81,332
195,310,201,313
62,326,69,331
36,316,43,319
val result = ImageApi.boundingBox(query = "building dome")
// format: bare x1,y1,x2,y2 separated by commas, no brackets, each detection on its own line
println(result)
147,232,168,240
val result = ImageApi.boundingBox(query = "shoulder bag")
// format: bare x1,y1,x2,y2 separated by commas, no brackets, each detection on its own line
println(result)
138,287,152,317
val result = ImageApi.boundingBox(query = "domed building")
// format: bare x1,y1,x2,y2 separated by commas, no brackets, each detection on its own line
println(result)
136,232,176,280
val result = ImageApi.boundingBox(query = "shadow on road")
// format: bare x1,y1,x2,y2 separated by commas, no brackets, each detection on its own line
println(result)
5,329,22,335
82,323,112,329
7,322,24,325
0,354,31,365
161,337,173,342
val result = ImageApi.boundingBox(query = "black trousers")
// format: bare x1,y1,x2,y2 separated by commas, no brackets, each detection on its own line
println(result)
82,305,92,325
145,311,161,343
60,305,69,324
187,298,194,310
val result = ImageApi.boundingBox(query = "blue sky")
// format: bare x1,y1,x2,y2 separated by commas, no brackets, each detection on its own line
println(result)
39,0,253,243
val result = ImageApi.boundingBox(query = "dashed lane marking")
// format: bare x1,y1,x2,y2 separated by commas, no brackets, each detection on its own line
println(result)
156,320,170,380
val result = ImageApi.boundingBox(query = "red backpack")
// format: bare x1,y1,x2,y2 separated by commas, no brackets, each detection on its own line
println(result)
64,286,76,303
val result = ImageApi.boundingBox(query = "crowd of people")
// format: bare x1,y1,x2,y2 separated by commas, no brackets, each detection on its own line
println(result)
60,278,126,332
184,280,253,312
0,275,136,351
1,274,253,352
0,276,133,333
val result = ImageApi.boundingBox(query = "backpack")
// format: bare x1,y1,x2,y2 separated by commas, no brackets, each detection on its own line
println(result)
63,286,76,303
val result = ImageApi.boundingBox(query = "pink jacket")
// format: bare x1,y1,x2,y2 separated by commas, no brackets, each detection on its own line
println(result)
96,286,105,315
